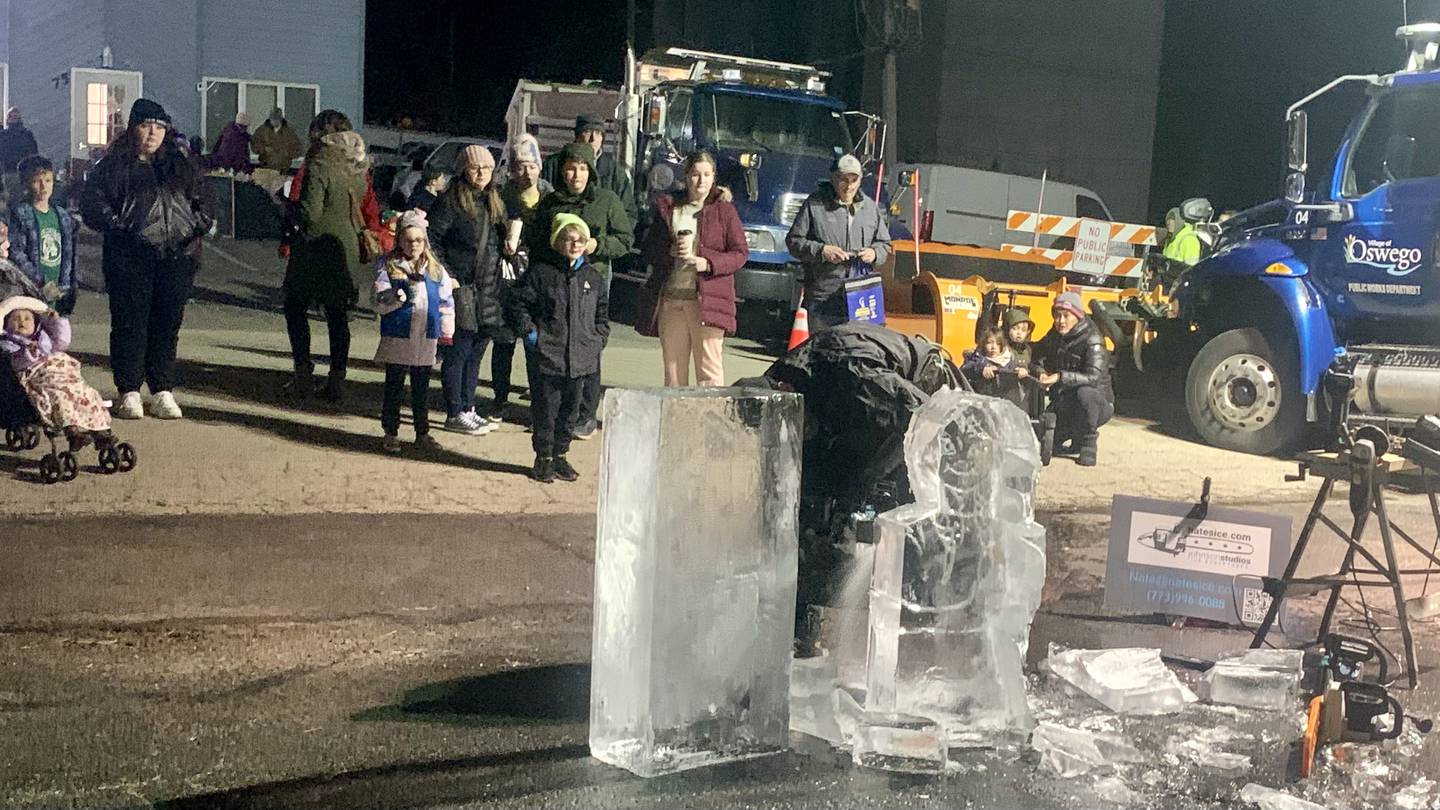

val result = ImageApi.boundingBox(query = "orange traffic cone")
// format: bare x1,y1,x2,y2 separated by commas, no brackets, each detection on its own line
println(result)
787,301,811,351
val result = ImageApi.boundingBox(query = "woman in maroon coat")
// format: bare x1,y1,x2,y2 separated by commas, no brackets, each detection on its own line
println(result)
637,152,748,386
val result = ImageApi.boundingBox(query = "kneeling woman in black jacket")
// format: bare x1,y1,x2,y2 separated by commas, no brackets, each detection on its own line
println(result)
80,99,211,421
1032,291,1114,466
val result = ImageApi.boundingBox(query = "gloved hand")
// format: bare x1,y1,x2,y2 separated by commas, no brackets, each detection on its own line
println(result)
524,328,539,350
41,281,62,302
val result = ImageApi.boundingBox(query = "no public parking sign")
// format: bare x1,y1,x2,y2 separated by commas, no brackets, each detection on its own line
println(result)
1070,218,1112,276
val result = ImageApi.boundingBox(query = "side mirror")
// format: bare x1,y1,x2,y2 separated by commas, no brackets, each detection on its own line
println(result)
645,95,667,138
1180,197,1214,223
1284,171,1305,203
1286,110,1308,173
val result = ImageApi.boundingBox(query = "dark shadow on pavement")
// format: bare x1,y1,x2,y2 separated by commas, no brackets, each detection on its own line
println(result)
353,663,591,728
151,744,600,810
69,352,395,421
180,404,533,476
188,278,285,313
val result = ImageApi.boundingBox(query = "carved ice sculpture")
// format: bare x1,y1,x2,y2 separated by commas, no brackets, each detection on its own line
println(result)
589,387,803,777
865,387,1047,748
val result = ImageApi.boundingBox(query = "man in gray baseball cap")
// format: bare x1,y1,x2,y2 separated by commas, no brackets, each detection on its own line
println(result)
784,154,892,329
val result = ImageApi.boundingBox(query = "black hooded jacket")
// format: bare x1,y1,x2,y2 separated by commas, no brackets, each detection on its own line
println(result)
80,136,211,260
1030,316,1114,401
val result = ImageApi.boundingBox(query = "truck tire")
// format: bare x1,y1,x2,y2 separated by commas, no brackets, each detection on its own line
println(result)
1185,327,1305,455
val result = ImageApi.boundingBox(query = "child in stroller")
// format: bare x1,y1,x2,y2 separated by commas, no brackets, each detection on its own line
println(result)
0,294,135,481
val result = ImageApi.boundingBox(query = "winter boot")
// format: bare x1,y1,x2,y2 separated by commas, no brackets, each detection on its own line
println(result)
285,363,315,401
553,455,579,482
1077,432,1099,467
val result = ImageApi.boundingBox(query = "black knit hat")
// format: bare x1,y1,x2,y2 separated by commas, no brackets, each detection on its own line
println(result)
574,114,604,135
128,98,171,129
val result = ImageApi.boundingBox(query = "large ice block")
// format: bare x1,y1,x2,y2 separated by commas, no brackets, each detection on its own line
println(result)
589,387,803,777
866,388,1047,747
1206,649,1304,711
1047,647,1197,714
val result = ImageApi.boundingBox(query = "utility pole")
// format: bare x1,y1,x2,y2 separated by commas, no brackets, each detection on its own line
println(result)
863,0,918,169
881,2,899,168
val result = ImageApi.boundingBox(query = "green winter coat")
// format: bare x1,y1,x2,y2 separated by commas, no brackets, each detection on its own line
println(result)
527,142,634,279
284,132,369,308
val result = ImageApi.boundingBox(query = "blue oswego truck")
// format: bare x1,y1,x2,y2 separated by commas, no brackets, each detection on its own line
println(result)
509,49,884,323
1154,23,1440,454
627,48,885,317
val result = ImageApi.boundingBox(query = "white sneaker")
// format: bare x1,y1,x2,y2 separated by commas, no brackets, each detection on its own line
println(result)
443,415,486,435
113,391,144,420
149,390,183,420
464,411,497,435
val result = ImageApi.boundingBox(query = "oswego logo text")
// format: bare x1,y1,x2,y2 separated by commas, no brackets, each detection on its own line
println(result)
1343,234,1422,276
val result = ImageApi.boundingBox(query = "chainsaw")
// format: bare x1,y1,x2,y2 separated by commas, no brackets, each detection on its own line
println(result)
1301,634,1432,777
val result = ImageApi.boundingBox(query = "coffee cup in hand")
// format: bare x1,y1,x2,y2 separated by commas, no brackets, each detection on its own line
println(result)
675,229,695,258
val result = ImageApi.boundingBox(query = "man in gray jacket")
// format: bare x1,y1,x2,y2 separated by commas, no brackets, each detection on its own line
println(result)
785,154,892,329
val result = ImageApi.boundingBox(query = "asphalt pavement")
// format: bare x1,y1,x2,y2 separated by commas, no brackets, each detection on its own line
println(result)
3,235,1439,809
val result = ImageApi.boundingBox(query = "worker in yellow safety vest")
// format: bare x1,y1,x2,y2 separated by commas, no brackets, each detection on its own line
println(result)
1161,207,1202,265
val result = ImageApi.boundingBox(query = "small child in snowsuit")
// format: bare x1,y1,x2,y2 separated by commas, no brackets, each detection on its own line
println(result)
373,209,455,454
962,326,1029,408
506,213,609,484
0,296,114,451
1004,308,1035,369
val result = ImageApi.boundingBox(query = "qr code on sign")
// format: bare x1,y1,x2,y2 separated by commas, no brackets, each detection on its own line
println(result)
1241,587,1274,624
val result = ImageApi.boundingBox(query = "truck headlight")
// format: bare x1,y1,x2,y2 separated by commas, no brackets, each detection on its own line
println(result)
648,163,676,191
744,229,776,252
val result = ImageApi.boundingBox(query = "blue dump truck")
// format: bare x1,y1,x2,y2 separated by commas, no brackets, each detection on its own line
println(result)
1151,23,1440,454
628,49,885,319
508,49,885,324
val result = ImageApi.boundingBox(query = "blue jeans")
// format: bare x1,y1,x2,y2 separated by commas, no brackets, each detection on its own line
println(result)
439,330,490,418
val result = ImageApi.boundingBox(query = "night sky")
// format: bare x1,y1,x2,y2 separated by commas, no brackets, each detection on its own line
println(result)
365,0,1440,221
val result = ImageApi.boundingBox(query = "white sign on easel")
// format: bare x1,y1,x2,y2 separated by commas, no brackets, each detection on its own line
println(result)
1071,218,1111,276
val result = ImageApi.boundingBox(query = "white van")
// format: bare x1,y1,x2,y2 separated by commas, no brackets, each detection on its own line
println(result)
889,164,1114,249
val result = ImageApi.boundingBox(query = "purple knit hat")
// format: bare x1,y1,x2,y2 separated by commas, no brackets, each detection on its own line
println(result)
1052,291,1085,319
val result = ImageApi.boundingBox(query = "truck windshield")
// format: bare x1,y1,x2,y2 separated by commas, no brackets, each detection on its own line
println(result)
1346,84,1440,197
698,92,851,159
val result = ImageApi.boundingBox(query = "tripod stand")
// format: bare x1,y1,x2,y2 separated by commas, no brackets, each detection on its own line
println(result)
1249,439,1440,688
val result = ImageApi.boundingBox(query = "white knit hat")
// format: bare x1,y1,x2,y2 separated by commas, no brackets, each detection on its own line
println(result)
397,209,429,232
0,295,47,328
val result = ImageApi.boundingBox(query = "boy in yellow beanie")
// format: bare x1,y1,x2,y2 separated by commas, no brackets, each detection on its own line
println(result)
505,213,609,483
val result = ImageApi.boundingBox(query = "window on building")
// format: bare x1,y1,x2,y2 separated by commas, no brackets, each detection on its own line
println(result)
201,78,321,147
86,83,115,146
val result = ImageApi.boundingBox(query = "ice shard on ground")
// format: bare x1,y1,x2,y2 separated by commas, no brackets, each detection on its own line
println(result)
1206,649,1303,711
1047,647,1198,714
865,387,1047,748
589,387,802,777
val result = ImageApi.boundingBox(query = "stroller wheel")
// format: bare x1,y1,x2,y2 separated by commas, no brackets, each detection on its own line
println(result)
116,443,137,472
98,447,119,474
4,428,21,451
22,425,40,450
58,451,78,481
38,453,61,484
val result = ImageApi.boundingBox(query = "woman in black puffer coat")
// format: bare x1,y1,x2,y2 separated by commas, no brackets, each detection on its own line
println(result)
428,144,505,434
80,99,211,421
